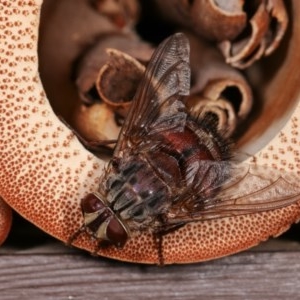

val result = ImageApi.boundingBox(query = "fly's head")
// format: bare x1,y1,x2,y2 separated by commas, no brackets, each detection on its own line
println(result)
81,193,129,248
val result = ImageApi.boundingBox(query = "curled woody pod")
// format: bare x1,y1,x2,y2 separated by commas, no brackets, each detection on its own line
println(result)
75,34,153,104
95,48,146,118
189,0,247,41
188,97,237,138
73,102,121,144
38,0,121,120
219,0,289,69
73,47,147,142
74,35,152,140
154,0,288,68
185,32,252,136
0,0,300,264
155,0,247,41
78,32,252,140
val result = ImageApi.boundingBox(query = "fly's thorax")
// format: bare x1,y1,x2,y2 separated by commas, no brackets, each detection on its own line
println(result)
104,156,170,229
140,120,232,203
81,193,129,248
187,117,231,161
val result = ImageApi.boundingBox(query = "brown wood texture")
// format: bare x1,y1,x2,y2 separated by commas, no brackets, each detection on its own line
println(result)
0,217,299,300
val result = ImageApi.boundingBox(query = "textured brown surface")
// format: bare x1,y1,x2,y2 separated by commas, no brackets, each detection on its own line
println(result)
0,0,300,264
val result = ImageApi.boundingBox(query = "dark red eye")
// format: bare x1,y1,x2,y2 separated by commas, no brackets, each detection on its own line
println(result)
106,217,128,248
81,193,105,213
81,193,128,247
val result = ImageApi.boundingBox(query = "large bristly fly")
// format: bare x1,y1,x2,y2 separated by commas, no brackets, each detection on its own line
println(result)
73,33,300,254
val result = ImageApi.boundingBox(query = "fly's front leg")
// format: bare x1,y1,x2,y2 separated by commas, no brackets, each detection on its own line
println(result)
154,218,187,266
153,232,165,266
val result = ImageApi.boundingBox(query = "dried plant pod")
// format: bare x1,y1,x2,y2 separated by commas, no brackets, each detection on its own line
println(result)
92,0,140,29
76,33,153,104
0,198,12,246
190,0,247,41
1,0,300,265
219,0,289,69
200,78,252,119
186,32,252,135
95,48,145,118
154,0,288,68
154,0,246,41
74,49,147,141
80,33,252,138
188,96,237,137
73,102,120,143
264,0,288,56
38,0,120,120
219,2,269,68
78,32,252,137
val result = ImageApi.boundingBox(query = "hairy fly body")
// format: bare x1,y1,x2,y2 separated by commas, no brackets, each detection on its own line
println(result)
73,33,300,256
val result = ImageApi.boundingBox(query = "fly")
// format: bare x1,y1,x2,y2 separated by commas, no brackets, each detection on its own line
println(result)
71,33,300,263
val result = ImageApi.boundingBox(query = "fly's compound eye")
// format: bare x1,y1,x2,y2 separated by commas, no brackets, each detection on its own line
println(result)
81,193,105,213
106,216,128,248
81,193,129,248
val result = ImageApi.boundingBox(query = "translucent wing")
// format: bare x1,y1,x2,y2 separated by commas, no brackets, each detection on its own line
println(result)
114,33,191,155
166,163,300,224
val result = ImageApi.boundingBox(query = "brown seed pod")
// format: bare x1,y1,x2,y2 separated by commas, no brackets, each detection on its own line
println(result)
38,0,120,120
154,0,289,68
95,48,146,117
0,0,300,265
73,101,120,143
188,96,237,137
219,0,289,69
185,31,253,136
75,34,153,105
154,0,247,41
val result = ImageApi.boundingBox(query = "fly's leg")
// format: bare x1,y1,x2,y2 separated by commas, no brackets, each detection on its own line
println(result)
154,217,187,266
153,232,165,266
67,224,86,247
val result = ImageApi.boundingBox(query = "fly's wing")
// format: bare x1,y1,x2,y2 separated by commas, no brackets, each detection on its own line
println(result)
166,163,300,225
113,33,191,155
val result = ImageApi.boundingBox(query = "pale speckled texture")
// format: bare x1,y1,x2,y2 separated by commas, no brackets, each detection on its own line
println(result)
0,0,104,242
0,0,299,264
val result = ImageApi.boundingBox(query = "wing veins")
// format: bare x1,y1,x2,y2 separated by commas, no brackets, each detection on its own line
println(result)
113,33,190,156
166,165,300,225
133,37,178,126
